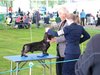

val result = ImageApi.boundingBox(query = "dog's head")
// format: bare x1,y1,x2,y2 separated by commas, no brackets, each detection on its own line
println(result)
43,32,54,42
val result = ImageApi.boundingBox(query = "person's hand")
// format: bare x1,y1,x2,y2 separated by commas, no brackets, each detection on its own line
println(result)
50,37,56,43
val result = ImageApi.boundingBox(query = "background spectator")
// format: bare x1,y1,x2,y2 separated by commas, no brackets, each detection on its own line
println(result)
80,9,86,26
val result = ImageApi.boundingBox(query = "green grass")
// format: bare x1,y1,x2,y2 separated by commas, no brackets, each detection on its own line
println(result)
0,24,100,75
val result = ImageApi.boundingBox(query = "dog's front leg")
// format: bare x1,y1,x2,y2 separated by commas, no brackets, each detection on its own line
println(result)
21,45,29,57
37,50,49,57
44,44,50,55
42,49,49,56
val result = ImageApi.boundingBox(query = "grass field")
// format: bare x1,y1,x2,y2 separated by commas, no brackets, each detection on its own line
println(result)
0,24,100,75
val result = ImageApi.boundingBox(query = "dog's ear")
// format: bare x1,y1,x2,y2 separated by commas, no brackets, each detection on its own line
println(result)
43,32,54,40
48,35,54,40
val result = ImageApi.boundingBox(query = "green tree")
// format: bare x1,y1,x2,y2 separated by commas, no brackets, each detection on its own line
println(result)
58,0,66,5
48,0,54,8
0,0,13,7
0,0,13,13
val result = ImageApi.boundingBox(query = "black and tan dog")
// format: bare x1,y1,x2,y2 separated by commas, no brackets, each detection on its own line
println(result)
21,32,54,57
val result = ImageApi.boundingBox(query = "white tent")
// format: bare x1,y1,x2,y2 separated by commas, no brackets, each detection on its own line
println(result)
13,0,30,12
65,0,100,17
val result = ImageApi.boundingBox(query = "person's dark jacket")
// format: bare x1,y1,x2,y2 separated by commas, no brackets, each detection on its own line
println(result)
75,34,100,75
63,23,90,54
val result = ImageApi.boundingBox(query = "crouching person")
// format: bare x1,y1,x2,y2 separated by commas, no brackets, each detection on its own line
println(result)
23,16,31,29
14,16,21,29
75,34,100,75
6,16,11,26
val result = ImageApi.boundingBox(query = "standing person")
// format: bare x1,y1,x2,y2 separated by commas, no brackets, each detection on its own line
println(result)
34,10,40,28
62,14,90,75
23,15,31,29
80,9,86,26
8,7,13,23
18,7,21,14
96,11,100,26
44,13,50,24
46,14,90,75
55,12,61,25
46,7,70,75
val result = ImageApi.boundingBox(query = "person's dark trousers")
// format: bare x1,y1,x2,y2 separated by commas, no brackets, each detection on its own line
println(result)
44,17,50,24
10,17,13,23
36,21,40,28
15,22,20,25
56,44,64,75
24,23,30,29
81,18,85,26
18,23,24,29
35,18,40,28
32,17,36,24
62,54,80,75
56,57,64,75
96,18,100,26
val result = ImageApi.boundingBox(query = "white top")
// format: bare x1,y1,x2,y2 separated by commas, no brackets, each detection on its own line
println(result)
57,19,74,36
